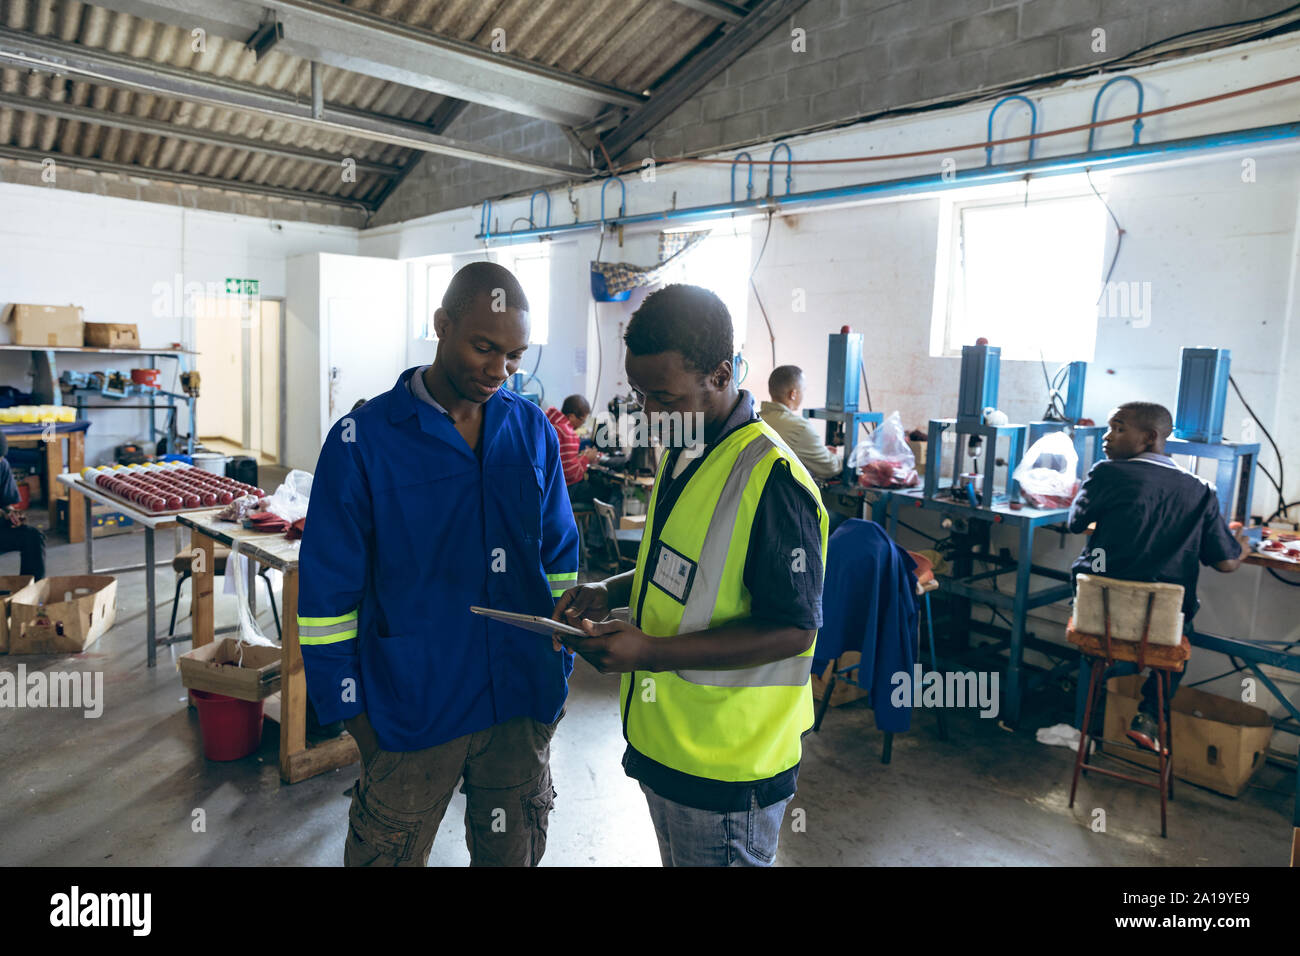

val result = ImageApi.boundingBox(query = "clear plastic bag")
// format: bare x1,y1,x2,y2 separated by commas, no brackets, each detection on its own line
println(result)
849,411,919,488
259,469,313,523
230,539,278,650
1013,431,1081,509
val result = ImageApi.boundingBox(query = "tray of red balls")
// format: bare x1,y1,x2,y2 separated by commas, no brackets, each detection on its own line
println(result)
79,464,266,515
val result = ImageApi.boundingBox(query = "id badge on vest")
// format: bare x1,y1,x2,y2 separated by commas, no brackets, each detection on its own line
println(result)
650,541,696,605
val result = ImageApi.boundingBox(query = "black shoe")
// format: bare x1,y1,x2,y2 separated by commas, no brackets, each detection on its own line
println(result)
1126,712,1163,753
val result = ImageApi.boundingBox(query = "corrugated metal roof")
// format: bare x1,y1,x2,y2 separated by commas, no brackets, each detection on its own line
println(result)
0,0,732,216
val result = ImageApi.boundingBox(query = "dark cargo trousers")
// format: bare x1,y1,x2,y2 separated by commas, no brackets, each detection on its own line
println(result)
344,714,561,867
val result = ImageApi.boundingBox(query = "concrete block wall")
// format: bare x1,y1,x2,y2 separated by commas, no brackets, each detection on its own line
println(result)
370,103,581,228
373,0,1289,224
643,0,1294,157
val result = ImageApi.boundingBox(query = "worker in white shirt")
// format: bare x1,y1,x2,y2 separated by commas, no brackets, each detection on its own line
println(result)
758,365,842,481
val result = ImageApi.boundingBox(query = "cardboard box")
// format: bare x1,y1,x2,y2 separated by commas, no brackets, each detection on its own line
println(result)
619,514,646,532
0,575,36,654
1,303,85,347
907,438,927,472
811,652,871,707
1102,674,1274,797
8,575,117,654
178,638,282,702
82,322,139,349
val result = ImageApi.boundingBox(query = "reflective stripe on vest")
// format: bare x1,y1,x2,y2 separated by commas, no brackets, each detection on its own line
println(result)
676,655,814,688
623,418,829,783
677,434,775,634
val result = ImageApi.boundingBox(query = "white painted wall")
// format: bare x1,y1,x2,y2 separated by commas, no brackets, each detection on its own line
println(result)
0,182,358,465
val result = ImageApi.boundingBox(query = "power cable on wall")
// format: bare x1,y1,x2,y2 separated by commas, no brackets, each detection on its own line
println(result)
1086,168,1125,300
1226,374,1300,587
748,210,776,368
1229,374,1286,520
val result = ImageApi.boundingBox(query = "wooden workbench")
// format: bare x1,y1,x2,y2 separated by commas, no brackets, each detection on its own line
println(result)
177,509,358,784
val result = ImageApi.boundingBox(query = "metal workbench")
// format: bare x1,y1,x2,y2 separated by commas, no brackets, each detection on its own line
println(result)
873,486,1078,728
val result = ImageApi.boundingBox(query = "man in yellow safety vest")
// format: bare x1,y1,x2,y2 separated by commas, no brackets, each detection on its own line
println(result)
553,284,828,867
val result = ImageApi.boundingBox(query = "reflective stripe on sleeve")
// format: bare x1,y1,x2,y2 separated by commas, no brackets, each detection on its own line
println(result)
547,572,578,599
297,610,359,646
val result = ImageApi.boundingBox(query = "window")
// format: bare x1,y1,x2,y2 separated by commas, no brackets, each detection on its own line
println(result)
412,257,454,340
494,247,550,345
664,226,751,347
936,191,1106,362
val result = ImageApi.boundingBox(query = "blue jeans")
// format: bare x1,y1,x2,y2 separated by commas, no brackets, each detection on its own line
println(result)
639,783,792,867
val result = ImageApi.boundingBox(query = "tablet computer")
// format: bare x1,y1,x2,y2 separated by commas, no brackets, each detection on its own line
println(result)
470,606,587,638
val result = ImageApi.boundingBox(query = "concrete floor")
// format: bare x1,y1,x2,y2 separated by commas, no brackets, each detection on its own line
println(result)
0,527,1294,866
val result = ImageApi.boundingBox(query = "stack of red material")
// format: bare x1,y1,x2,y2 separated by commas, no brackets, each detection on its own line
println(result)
92,466,265,514
858,459,919,489
246,510,290,534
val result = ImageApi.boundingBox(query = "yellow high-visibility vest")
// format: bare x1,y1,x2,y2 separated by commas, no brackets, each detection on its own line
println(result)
621,418,829,782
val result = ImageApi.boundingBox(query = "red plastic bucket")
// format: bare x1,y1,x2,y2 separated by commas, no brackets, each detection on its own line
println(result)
191,689,264,761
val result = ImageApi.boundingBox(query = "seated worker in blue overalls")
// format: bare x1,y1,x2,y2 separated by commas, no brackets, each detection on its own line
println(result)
0,433,45,579
1067,401,1247,753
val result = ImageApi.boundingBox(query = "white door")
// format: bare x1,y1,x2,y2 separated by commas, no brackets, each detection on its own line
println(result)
194,296,245,446
326,294,404,429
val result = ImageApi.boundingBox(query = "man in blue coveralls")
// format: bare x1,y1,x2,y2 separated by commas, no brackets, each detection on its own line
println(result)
297,261,580,867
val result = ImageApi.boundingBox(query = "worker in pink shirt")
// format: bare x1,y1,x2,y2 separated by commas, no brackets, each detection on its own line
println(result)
546,395,599,500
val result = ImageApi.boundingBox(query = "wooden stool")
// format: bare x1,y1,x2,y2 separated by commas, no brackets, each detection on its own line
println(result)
1067,588,1189,838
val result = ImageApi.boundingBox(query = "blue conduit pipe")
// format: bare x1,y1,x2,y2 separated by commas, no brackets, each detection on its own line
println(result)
1088,76,1145,151
730,151,754,202
985,95,1038,166
528,189,551,229
599,176,626,224
477,122,1300,243
767,143,794,197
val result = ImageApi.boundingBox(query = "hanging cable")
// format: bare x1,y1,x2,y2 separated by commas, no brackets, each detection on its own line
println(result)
1086,167,1125,302
1229,374,1286,519
748,210,777,367
1258,461,1282,497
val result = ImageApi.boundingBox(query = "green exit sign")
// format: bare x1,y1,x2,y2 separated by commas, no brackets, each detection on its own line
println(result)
225,278,260,295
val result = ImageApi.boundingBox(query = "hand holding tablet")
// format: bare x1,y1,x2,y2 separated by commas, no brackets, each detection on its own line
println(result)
470,606,588,638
